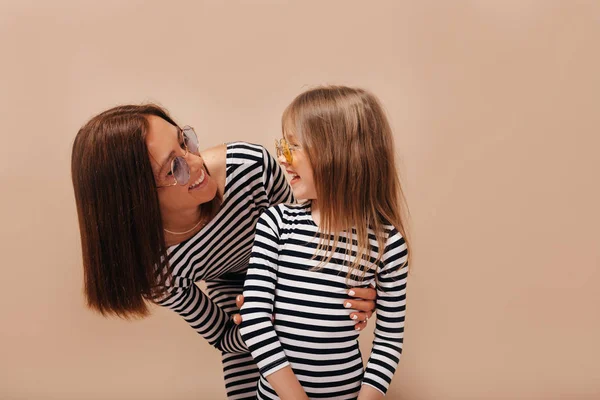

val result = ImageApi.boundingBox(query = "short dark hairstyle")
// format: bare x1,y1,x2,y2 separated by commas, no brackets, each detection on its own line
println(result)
71,104,218,318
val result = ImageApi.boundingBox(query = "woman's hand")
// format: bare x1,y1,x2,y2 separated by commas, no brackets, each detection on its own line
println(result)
233,286,376,330
345,285,377,331
232,295,244,325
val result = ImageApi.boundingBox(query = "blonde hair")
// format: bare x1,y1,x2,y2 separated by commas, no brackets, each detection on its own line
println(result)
282,85,411,279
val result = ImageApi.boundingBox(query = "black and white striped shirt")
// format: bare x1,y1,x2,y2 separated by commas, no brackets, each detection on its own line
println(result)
156,142,294,353
240,203,408,399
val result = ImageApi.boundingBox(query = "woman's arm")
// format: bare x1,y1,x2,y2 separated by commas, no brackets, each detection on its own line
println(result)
234,287,376,328
156,279,247,353
153,144,238,352
239,207,308,399
360,229,409,396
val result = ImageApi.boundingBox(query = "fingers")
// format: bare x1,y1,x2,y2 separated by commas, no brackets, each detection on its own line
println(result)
354,321,368,331
236,294,244,309
345,299,376,313
347,287,377,301
349,311,373,322
234,295,245,325
351,311,373,330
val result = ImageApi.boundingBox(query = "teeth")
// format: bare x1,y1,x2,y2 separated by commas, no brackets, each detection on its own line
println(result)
189,170,205,190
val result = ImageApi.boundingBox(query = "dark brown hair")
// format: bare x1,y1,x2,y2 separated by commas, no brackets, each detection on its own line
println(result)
71,104,217,318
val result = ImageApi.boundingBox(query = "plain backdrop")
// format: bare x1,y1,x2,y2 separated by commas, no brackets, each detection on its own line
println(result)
0,1,599,399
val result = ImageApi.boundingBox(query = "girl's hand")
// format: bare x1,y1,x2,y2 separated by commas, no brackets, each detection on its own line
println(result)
233,286,376,330
346,285,376,331
357,384,384,400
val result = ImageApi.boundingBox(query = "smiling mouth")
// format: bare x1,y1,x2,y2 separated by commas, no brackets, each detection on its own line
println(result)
188,169,205,190
287,170,300,179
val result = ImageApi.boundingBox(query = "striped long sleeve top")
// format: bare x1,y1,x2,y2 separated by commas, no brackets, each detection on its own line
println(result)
155,142,293,353
240,202,408,399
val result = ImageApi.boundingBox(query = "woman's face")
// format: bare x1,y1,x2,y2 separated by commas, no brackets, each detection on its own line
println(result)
145,115,218,212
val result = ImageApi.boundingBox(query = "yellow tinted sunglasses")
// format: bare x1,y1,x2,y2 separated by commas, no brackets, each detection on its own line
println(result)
274,138,301,164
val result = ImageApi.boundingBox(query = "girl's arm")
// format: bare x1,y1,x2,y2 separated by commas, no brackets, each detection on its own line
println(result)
360,229,409,397
357,384,385,400
240,207,308,399
266,366,309,400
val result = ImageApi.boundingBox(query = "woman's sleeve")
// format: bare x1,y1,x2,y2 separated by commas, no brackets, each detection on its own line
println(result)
156,278,248,353
239,207,291,377
362,230,409,395
261,146,295,206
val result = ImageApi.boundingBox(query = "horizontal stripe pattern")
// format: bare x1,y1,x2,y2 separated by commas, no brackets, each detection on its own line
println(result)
240,203,408,399
155,142,293,399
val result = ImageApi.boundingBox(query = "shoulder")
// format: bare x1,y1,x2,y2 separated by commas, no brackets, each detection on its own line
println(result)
261,203,287,222
381,224,408,264
202,141,269,170
201,143,227,195
260,202,292,221
226,141,270,166
383,224,405,247
261,202,309,225
224,142,275,188
203,142,272,195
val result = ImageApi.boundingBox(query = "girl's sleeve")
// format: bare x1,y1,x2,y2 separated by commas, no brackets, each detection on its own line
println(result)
362,229,409,395
239,207,291,377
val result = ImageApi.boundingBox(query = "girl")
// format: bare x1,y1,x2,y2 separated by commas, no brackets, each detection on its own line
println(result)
240,86,411,399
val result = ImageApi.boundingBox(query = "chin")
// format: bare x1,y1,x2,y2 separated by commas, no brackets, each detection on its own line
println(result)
192,179,219,205
291,183,313,199
291,188,303,199
292,191,310,201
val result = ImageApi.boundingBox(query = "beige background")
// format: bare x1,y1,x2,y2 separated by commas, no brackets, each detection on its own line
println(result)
1,1,599,399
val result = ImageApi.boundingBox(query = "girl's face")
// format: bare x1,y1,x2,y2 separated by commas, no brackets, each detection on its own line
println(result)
145,115,218,213
278,131,317,201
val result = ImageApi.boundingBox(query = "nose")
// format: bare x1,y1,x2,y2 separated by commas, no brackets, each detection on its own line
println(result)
186,151,203,175
277,153,288,166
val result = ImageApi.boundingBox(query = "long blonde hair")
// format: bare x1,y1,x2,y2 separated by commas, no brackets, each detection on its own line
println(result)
282,85,411,278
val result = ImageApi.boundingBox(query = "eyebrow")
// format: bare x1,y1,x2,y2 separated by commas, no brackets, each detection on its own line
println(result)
160,150,176,171
159,127,183,171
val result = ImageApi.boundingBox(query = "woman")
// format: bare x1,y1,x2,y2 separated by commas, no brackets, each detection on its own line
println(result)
71,104,376,399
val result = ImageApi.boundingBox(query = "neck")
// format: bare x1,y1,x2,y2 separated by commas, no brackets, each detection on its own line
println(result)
162,206,203,234
310,199,320,226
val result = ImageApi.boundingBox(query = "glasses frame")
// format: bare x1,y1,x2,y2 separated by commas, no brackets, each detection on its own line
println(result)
156,126,198,188
274,138,301,164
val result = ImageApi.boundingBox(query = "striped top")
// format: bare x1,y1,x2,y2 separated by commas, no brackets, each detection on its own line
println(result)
156,142,294,353
240,203,408,399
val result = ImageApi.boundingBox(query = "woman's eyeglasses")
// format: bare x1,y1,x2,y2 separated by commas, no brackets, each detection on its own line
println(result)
156,126,200,188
